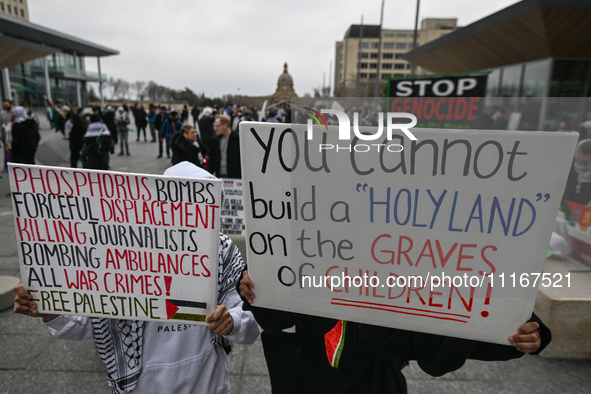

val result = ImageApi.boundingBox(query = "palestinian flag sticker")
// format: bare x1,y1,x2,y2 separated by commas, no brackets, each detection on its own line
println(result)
325,320,347,369
165,299,207,322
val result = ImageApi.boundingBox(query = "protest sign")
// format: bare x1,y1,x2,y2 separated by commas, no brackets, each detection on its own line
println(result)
9,164,222,325
239,121,577,344
220,179,245,235
388,74,488,129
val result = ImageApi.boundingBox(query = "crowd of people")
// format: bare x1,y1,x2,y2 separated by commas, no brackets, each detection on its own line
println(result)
2,97,563,394
32,101,277,178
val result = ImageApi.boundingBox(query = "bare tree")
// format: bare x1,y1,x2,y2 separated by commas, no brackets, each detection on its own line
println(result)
106,77,130,100
132,81,147,101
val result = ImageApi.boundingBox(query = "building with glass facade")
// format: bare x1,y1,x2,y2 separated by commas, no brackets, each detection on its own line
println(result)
0,11,118,109
403,0,591,131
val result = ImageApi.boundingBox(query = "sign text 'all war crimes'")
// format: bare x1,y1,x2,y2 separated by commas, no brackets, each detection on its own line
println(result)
9,164,222,325
239,121,577,344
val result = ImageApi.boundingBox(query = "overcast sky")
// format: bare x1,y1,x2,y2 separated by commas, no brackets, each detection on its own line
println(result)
29,0,518,98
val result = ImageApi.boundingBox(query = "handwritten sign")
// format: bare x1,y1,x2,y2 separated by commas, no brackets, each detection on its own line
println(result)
388,75,487,129
220,179,245,235
9,164,221,325
239,122,577,344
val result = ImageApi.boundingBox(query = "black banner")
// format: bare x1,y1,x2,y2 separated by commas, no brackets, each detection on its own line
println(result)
389,74,488,129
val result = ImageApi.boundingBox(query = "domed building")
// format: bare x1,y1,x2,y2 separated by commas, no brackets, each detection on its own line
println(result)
268,63,297,107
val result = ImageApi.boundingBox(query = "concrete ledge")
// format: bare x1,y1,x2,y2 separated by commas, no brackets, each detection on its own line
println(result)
0,276,20,312
534,256,591,359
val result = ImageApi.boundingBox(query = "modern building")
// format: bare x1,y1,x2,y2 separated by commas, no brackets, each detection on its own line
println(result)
0,8,118,108
334,18,457,97
402,0,591,131
0,0,29,21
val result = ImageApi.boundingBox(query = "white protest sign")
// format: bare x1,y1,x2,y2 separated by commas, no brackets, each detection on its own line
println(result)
239,122,577,344
220,179,245,235
9,164,222,325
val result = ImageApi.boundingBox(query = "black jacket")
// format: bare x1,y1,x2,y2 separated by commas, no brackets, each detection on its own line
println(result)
11,119,40,164
208,132,241,178
197,115,215,150
154,112,167,134
170,132,207,167
242,301,551,394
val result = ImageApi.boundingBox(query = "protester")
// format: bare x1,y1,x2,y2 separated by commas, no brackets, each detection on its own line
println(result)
1,100,13,127
492,108,508,130
115,106,130,156
198,107,216,150
191,104,200,129
171,124,208,167
147,104,157,142
230,105,241,132
265,110,280,123
155,106,168,158
10,106,40,165
80,114,111,169
55,103,70,135
68,113,87,168
569,139,591,206
13,162,260,394
208,114,241,178
181,104,189,124
238,271,551,394
159,110,182,159
134,104,148,142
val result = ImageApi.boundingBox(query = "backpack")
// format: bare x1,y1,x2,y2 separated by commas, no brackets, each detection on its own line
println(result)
96,134,112,155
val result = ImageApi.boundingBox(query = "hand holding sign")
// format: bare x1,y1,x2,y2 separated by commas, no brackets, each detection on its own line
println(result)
13,284,58,321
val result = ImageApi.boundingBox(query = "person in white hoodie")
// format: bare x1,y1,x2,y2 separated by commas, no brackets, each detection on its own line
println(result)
13,162,260,394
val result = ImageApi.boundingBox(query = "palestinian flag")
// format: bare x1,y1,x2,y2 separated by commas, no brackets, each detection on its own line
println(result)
165,299,207,322
325,320,347,369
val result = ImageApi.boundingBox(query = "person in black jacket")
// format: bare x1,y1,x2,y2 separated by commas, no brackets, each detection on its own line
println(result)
134,104,148,142
10,106,40,164
191,104,200,129
154,106,168,158
198,107,216,151
68,113,87,168
170,124,208,167
208,114,241,178
238,271,551,394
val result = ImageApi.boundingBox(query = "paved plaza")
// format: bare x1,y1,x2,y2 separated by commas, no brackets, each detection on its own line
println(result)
0,115,590,393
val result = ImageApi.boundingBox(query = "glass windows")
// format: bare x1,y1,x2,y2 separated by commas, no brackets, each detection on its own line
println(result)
486,68,501,97
395,53,404,59
550,60,589,97
360,63,368,69
383,53,393,59
371,42,379,49
382,63,393,69
369,73,376,79
370,53,378,59
360,73,368,79
396,43,407,50
521,59,550,97
369,63,378,69
359,52,369,59
382,74,391,79
500,64,522,97
383,43,394,49
361,42,369,49
394,63,406,70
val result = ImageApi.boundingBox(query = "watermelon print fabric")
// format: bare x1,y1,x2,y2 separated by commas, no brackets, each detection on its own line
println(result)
325,320,347,369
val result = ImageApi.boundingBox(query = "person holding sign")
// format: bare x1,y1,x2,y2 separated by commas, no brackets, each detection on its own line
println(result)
13,163,260,394
238,271,550,394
